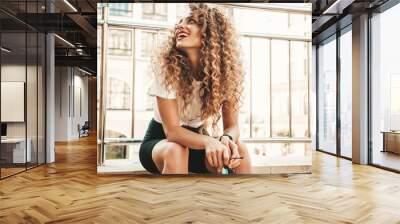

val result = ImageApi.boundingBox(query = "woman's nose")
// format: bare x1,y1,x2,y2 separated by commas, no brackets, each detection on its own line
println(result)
176,24,187,34
177,19,189,28
177,23,186,30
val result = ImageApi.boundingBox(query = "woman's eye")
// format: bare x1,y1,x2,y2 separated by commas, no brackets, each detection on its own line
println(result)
188,19,196,24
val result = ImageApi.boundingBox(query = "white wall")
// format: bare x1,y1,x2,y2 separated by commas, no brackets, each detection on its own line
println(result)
55,66,68,141
72,72,89,138
55,67,89,141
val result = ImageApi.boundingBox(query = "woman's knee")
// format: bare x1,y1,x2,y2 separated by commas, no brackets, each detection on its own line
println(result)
235,141,252,173
237,141,250,155
162,142,188,162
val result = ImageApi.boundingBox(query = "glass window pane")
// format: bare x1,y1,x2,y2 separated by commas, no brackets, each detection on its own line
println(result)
340,28,352,158
133,30,167,139
38,33,45,165
233,8,288,36
103,144,141,166
142,4,154,14
391,75,400,126
291,41,309,138
318,36,337,154
105,29,133,139
371,3,400,171
251,38,270,138
108,29,132,56
271,40,290,137
140,31,156,58
1,31,27,177
233,7,310,39
239,37,251,138
142,3,167,21
107,78,130,110
289,13,311,38
155,4,167,16
246,142,312,172
390,74,400,130
158,33,168,47
27,31,38,169
105,144,127,160
133,61,153,139
26,0,40,168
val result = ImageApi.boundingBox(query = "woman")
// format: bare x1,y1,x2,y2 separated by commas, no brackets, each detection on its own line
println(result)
139,3,251,174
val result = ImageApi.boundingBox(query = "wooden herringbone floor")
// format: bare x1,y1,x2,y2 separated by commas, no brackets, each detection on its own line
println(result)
1,135,400,224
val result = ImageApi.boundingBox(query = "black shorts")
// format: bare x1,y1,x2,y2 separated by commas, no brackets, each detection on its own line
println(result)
139,118,210,174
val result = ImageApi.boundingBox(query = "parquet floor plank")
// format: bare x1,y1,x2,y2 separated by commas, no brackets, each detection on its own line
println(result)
0,135,399,223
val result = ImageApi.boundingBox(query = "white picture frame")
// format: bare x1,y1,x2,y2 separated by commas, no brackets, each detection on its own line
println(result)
1,81,25,122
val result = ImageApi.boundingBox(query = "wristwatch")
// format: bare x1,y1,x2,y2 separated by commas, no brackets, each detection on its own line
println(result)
219,134,233,141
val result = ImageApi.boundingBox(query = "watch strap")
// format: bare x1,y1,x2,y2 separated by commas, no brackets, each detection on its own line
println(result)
219,134,233,141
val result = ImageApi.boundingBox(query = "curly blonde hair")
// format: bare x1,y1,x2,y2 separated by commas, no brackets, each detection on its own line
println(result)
154,3,243,133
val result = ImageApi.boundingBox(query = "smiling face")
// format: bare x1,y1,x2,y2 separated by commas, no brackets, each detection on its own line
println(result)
175,15,203,51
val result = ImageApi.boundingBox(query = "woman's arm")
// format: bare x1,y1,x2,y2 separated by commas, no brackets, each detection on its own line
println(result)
156,96,213,149
221,101,241,168
221,101,240,143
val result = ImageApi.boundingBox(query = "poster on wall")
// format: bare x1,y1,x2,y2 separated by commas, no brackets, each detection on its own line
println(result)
1,82,25,122
97,2,312,175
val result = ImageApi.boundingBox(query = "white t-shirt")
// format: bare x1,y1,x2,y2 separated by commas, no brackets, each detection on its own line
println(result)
147,76,204,128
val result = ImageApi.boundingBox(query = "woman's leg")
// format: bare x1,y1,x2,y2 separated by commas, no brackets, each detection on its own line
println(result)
151,139,189,174
233,141,252,174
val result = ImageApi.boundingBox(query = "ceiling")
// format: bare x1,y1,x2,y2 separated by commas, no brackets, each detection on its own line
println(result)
311,0,391,43
0,0,97,75
1,0,397,75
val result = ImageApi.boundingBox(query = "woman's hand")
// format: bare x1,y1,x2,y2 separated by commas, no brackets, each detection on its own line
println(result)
203,136,230,173
220,136,241,169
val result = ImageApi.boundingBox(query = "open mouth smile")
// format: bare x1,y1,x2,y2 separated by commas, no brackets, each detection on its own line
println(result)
176,30,189,40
